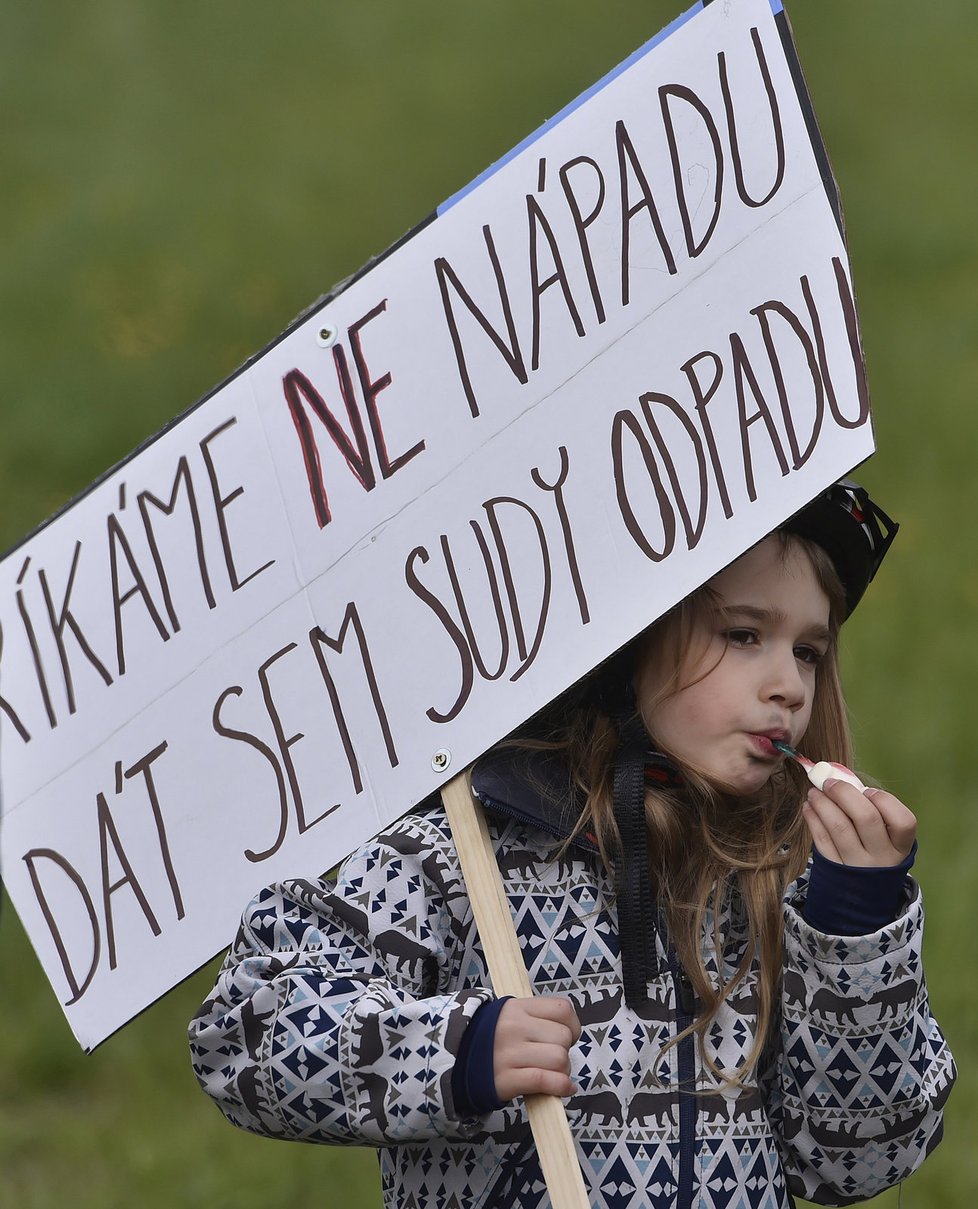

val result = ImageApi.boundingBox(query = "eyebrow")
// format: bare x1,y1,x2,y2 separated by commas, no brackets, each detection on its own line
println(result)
716,603,833,646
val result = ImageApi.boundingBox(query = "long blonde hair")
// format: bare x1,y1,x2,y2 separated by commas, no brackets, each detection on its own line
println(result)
518,534,851,1086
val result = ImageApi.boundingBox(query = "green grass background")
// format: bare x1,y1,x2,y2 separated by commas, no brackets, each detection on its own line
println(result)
1,2,974,1205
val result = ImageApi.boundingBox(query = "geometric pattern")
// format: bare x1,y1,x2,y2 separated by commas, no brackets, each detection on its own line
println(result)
189,780,955,1209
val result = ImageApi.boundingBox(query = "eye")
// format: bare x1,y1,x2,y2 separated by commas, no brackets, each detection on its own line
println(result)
794,644,824,666
725,628,758,648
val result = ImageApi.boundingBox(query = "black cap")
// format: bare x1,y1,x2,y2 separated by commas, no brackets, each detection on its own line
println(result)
782,479,898,616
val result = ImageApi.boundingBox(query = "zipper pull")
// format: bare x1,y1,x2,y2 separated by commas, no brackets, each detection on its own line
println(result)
676,968,695,1016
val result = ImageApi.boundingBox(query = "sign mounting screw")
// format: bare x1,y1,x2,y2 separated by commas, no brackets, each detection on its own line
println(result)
316,322,339,348
431,749,452,773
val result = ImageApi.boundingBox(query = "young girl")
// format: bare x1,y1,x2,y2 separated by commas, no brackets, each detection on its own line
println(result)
190,480,955,1208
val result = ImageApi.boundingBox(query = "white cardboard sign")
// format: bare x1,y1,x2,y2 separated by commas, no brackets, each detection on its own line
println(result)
0,0,875,1050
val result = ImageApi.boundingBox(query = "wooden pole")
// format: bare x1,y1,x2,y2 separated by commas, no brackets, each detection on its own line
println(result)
441,769,591,1209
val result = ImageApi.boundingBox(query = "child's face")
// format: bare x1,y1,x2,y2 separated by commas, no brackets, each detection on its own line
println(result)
634,536,832,796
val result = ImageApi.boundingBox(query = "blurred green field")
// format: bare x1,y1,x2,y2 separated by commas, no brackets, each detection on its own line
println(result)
1,2,975,1206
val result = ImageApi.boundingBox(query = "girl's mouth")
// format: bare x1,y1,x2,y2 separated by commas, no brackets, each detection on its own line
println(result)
747,733,785,760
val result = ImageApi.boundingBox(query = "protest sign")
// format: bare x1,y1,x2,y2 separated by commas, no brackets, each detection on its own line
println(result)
0,0,875,1050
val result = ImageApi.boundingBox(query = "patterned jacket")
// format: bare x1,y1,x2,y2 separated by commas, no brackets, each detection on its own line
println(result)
189,754,955,1208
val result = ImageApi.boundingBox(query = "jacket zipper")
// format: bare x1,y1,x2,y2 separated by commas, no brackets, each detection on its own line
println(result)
671,954,697,1209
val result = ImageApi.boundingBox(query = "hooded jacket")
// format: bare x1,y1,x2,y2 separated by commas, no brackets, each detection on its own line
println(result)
189,751,954,1208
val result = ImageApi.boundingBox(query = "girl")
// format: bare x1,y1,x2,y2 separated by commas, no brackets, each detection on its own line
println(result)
190,480,955,1208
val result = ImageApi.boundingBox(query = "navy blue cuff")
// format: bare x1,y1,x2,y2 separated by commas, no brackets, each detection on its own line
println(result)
451,997,511,1118
803,841,917,936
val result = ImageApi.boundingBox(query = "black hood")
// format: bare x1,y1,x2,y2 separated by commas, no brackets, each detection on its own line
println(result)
470,746,598,854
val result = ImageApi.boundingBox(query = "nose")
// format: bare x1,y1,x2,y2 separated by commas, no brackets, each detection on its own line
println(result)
761,646,807,711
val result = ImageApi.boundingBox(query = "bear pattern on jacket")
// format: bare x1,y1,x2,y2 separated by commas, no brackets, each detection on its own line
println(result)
189,763,955,1209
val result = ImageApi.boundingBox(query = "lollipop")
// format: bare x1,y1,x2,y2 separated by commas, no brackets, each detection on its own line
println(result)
773,741,867,792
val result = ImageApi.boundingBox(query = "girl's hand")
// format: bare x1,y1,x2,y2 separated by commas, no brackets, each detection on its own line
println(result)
493,996,582,1102
803,779,917,867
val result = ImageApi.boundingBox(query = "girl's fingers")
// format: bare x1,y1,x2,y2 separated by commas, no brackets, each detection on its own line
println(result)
521,996,582,1043
802,800,842,863
805,782,918,865
494,997,582,1101
497,998,580,1049
514,1019,577,1051
862,787,917,857
507,1041,573,1075
805,787,873,863
495,1065,576,1101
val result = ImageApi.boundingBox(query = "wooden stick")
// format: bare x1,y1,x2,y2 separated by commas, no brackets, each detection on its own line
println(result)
442,769,590,1209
